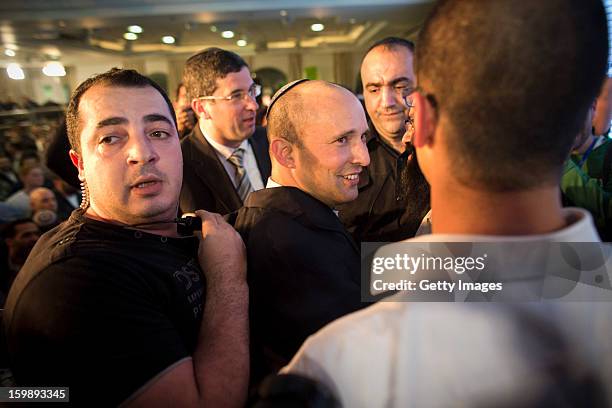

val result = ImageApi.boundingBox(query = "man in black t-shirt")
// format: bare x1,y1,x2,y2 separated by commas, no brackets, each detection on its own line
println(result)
4,69,249,407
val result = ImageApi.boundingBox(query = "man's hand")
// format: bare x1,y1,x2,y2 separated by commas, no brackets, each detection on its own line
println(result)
195,210,247,286
176,106,195,136
127,211,249,408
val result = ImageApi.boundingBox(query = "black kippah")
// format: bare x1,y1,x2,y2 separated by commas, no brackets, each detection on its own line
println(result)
265,78,310,120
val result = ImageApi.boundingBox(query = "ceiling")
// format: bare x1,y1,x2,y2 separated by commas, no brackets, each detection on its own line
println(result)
0,0,433,64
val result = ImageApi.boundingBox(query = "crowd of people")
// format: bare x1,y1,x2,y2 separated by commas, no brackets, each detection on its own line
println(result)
1,0,612,406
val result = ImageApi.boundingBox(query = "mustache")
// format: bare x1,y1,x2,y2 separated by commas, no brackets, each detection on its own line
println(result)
378,108,404,116
127,165,165,183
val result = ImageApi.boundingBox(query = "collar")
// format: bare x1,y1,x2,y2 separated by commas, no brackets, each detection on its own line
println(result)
266,177,283,188
245,186,346,228
367,122,402,159
199,121,249,159
407,208,600,243
264,178,339,216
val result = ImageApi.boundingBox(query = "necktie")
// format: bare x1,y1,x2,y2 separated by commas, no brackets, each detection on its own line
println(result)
228,148,254,202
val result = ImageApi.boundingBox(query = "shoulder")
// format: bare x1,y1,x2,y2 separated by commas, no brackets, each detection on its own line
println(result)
236,204,300,240
180,129,196,151
251,126,268,142
287,302,545,407
291,301,529,366
180,127,213,160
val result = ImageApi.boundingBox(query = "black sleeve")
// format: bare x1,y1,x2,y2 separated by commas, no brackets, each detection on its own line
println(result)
8,256,190,406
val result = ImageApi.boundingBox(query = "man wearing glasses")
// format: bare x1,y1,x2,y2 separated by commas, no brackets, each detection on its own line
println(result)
338,37,430,243
180,47,271,214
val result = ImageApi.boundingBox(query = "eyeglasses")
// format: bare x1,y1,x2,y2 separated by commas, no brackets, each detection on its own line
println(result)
198,83,261,104
399,87,419,128
400,87,419,111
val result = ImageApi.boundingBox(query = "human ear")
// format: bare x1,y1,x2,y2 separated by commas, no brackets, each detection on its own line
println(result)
270,139,296,169
413,91,437,149
69,149,85,182
191,99,211,120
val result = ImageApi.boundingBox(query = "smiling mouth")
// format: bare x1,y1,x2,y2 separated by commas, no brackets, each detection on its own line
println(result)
342,174,359,180
133,181,159,189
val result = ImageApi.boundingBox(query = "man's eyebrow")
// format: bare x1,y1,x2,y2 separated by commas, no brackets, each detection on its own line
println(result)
96,117,128,128
143,114,173,125
330,129,359,141
389,77,414,86
365,80,383,88
365,77,414,88
229,82,255,94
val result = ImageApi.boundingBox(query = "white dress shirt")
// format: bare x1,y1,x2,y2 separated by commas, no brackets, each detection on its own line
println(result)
283,208,612,407
200,123,264,191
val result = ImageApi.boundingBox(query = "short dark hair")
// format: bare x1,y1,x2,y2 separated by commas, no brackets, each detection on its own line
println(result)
182,47,249,102
2,218,35,240
416,0,608,191
366,37,415,56
65,68,177,153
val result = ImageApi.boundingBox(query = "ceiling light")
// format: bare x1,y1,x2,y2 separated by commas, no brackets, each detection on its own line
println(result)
311,23,325,32
127,25,143,34
162,36,175,44
42,61,66,77
221,30,235,39
7,63,24,80
4,49,15,57
123,32,138,41
237,39,247,47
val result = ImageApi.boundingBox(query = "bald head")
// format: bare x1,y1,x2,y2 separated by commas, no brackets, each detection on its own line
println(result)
267,80,370,207
30,187,58,213
268,80,359,146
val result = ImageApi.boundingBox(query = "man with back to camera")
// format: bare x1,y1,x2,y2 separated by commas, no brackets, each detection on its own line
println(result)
283,0,612,406
338,37,430,243
233,79,370,381
4,68,249,407
180,47,271,215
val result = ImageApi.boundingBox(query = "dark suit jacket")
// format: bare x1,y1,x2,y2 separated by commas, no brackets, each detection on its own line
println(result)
233,187,365,381
180,125,271,214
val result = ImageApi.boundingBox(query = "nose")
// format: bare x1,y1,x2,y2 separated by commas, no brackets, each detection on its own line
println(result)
352,137,371,167
127,134,159,165
380,86,398,108
401,121,414,145
245,94,258,111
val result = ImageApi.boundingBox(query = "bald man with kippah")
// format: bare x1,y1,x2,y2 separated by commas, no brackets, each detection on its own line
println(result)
234,80,371,381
